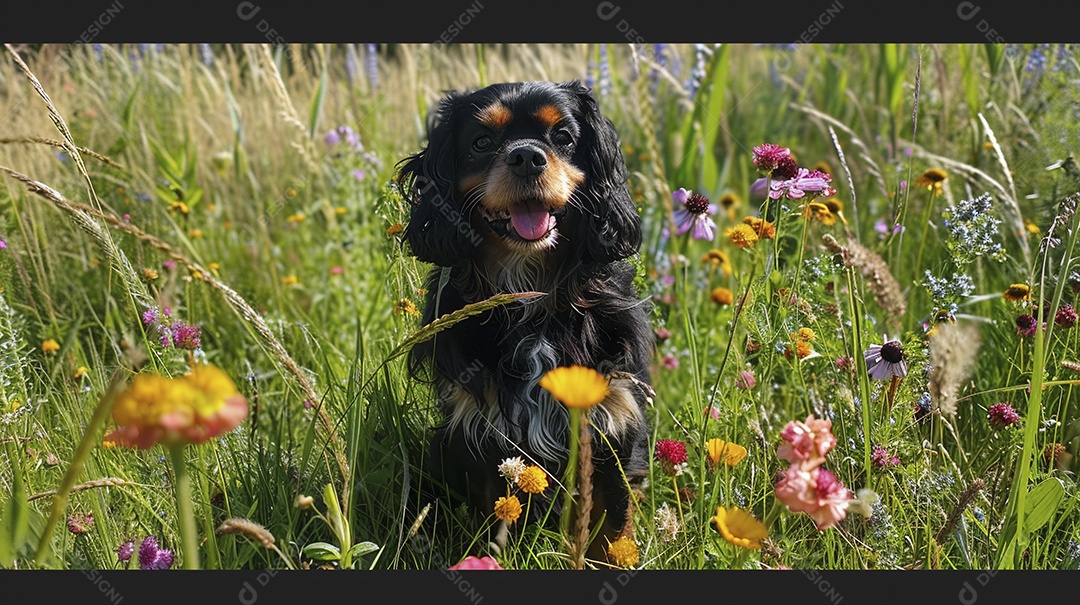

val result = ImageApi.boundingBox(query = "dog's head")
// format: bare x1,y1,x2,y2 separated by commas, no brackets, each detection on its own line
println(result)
397,80,641,267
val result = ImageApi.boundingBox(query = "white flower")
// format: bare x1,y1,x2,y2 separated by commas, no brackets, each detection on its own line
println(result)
497,456,526,483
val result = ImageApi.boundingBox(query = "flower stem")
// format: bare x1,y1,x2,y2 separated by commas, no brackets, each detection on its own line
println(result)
560,408,582,543
168,445,201,570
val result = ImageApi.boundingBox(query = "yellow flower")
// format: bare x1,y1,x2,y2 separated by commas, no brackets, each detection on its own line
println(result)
915,168,948,196
386,223,404,237
142,268,160,281
742,216,776,240
796,327,816,342
1002,283,1030,302
74,366,89,379
718,192,741,218
725,224,759,249
285,187,299,198
393,298,421,317
208,262,220,272
711,506,768,550
7,399,20,413
335,206,348,216
281,275,299,285
101,436,117,449
516,465,549,494
606,535,640,568
42,339,60,354
169,201,190,215
188,229,204,239
803,201,837,226
287,213,305,224
105,364,249,449
701,249,733,277
706,439,748,467
494,495,522,524
823,198,848,225
539,365,609,410
1024,219,1040,234
710,287,734,306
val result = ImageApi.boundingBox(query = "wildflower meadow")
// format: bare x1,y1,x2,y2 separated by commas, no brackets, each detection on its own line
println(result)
3,42,1080,581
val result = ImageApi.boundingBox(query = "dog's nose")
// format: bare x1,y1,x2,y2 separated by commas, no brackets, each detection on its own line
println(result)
506,144,547,177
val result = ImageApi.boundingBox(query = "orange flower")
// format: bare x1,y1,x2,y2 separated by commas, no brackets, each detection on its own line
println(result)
42,339,61,354
711,287,734,306
742,216,776,239
104,364,248,449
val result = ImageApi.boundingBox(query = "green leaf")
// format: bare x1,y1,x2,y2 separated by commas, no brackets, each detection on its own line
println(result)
308,45,328,140
1024,477,1064,533
302,542,341,561
0,442,30,568
346,542,380,560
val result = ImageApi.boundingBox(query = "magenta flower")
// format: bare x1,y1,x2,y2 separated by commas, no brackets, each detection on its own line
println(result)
752,143,793,174
987,402,1019,429
142,307,159,326
138,536,175,570
116,540,135,563
871,445,900,469
864,340,908,380
672,188,717,240
1055,304,1078,328
655,439,689,476
448,555,504,570
171,322,201,350
67,510,94,535
654,327,671,343
768,168,836,200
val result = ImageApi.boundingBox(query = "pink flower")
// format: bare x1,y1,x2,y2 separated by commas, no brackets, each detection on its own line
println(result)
871,445,900,468
774,465,851,530
768,168,836,200
660,353,679,370
1016,313,1038,337
655,439,689,476
704,405,722,421
777,414,836,470
1055,304,1078,328
448,555,503,570
735,370,756,390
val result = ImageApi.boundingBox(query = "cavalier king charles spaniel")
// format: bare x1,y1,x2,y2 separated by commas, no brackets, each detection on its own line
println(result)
396,80,654,555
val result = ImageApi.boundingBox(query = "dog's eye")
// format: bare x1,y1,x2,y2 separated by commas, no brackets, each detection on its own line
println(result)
552,129,574,146
472,135,494,152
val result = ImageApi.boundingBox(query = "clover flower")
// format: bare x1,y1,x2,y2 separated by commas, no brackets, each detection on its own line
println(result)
987,402,1020,429
655,439,689,476
1055,304,1078,328
871,445,900,469
138,536,175,570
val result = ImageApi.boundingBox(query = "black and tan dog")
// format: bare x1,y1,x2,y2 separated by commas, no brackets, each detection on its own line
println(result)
396,80,654,555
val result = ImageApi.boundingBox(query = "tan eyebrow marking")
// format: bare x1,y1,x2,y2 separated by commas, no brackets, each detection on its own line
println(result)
532,104,563,129
476,103,511,130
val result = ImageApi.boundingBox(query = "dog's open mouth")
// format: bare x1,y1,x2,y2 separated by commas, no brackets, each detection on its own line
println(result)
481,200,562,242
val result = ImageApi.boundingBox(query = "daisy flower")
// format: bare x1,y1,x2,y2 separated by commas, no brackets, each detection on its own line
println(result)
863,339,908,380
672,188,718,240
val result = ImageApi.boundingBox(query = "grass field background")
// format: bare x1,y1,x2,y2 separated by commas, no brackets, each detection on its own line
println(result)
1,42,1079,571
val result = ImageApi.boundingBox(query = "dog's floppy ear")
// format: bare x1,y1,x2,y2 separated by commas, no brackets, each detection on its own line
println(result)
561,79,642,263
396,91,477,267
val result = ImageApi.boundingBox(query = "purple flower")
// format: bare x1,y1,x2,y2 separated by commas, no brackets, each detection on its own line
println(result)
171,322,201,350
138,536,175,570
67,510,94,534
1016,313,1038,337
351,168,366,182
1055,304,1078,328
672,188,717,240
864,340,907,380
871,445,900,468
768,168,836,200
987,402,1019,429
749,177,769,201
116,540,135,563
158,325,173,348
0,239,7,250
752,143,792,174
142,307,159,326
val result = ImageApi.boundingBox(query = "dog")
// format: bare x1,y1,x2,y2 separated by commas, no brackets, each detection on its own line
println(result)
396,80,654,557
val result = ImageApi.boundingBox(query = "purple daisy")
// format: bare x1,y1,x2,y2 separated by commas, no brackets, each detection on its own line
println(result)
769,168,836,200
672,188,718,240
863,340,908,380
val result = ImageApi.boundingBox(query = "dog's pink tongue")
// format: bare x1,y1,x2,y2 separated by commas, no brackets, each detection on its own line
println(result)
509,202,555,240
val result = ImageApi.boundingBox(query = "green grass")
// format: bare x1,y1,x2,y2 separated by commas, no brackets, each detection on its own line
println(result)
2,42,1080,571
